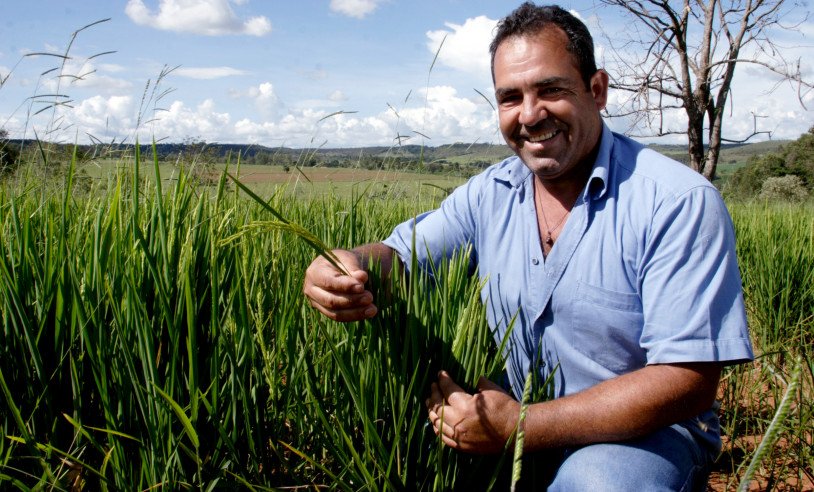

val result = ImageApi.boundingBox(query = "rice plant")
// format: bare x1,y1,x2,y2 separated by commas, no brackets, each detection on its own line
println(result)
1,148,812,490
715,201,814,490
0,149,526,490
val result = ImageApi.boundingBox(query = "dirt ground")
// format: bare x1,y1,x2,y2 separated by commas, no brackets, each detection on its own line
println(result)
707,431,813,490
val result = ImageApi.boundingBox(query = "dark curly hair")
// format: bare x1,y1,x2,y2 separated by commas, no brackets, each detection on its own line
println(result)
490,3,597,89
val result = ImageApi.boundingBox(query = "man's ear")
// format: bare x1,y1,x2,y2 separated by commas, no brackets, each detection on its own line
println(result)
590,69,610,111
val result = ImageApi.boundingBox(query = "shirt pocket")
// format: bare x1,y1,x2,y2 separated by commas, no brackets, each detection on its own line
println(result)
569,281,646,373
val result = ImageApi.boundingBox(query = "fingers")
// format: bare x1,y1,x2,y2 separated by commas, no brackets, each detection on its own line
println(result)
308,293,377,322
306,281,372,310
436,371,467,405
306,255,366,293
423,372,460,412
427,394,460,446
425,372,469,446
424,372,516,454
303,251,377,322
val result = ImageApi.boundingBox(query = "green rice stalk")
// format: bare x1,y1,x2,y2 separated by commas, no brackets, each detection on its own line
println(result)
737,356,803,492
225,172,346,273
510,371,533,492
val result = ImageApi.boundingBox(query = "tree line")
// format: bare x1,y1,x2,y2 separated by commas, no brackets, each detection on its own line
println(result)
725,126,814,201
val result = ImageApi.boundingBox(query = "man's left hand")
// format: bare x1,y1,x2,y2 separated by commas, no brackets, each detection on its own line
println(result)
425,371,519,454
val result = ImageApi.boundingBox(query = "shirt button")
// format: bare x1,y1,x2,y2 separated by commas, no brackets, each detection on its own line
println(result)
531,258,539,265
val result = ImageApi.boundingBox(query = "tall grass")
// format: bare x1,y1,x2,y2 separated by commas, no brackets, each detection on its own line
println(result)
731,202,814,353
0,150,529,490
1,151,812,490
716,201,814,490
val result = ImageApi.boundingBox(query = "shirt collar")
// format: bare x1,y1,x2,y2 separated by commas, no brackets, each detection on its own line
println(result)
492,155,532,188
585,121,612,202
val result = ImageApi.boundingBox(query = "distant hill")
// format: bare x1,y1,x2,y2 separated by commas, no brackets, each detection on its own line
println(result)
648,140,791,167
305,142,516,164
6,137,789,169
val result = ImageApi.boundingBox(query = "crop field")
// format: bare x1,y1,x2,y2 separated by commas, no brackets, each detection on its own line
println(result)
81,159,470,201
0,154,812,491
215,164,469,200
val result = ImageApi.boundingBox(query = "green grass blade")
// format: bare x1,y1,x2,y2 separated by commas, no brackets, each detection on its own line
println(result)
151,382,200,449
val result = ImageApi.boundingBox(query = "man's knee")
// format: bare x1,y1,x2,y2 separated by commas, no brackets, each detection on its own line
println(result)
547,427,709,492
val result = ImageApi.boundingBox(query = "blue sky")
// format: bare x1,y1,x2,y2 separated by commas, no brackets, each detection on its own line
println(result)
1,0,812,148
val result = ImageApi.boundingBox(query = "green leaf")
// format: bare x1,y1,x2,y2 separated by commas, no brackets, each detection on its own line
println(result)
152,383,200,449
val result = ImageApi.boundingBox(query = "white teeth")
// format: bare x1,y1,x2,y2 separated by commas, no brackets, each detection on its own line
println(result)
528,131,557,143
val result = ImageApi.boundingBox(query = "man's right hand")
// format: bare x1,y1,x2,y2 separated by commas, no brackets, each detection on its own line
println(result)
303,249,378,322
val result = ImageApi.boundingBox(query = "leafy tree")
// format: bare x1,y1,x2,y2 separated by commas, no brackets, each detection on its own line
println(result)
600,0,813,181
175,137,223,186
0,129,20,174
781,126,814,188
727,126,814,198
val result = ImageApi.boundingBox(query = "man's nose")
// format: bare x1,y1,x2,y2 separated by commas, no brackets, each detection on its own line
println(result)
518,96,547,127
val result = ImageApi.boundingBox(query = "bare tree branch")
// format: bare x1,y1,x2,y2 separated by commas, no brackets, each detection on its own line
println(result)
599,0,812,180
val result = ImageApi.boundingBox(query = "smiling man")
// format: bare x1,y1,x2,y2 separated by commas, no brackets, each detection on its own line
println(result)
303,3,753,489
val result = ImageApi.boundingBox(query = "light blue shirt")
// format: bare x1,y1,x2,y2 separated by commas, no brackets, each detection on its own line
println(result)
384,123,753,452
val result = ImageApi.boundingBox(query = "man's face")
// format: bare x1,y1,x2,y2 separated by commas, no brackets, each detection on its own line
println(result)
493,29,608,182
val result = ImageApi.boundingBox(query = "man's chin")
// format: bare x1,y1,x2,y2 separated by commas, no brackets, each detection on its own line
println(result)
519,155,562,175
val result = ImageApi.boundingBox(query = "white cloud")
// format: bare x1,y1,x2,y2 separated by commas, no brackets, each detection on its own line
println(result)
232,108,337,146
426,16,497,78
175,66,249,79
125,0,272,36
290,90,351,111
313,113,394,146
329,0,385,19
32,95,231,145
724,83,814,141
22,79,503,147
38,58,133,96
58,94,138,142
76,95,134,123
100,63,127,73
328,90,347,102
389,85,498,143
238,82,282,119
142,99,232,142
127,83,499,147
74,74,134,94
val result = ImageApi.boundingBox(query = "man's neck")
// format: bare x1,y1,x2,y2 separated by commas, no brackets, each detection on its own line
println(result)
535,148,598,204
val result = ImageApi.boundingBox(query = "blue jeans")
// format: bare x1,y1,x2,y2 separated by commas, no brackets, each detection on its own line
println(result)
545,424,713,492
437,422,714,490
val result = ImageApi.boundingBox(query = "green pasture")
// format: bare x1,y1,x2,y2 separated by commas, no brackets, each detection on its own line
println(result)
0,154,811,490
78,158,469,200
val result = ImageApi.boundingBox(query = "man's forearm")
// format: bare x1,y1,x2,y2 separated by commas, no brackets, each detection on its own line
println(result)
521,362,722,451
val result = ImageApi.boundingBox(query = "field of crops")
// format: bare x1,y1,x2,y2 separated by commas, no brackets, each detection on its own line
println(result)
1,154,812,490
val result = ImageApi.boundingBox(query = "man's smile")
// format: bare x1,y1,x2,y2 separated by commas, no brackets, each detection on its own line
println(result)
525,129,560,144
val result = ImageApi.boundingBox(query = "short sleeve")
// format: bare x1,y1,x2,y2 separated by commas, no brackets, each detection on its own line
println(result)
639,186,754,364
382,176,481,276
